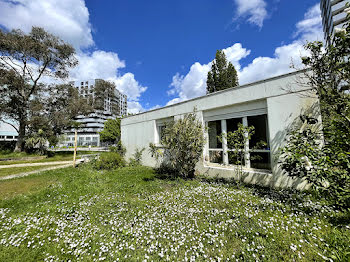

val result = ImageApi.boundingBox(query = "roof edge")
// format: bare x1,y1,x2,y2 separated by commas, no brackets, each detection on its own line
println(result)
124,69,308,119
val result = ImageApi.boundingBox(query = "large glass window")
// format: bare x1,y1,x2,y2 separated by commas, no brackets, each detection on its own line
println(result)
248,115,270,169
208,120,222,149
206,114,271,170
208,120,223,164
155,117,174,145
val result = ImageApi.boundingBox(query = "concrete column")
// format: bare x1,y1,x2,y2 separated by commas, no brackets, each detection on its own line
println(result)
242,116,250,168
221,119,229,165
204,121,209,162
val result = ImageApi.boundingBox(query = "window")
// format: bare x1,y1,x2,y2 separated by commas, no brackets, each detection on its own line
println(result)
92,137,98,141
208,120,223,163
155,117,174,145
157,125,166,141
206,114,270,170
247,115,270,169
86,137,91,141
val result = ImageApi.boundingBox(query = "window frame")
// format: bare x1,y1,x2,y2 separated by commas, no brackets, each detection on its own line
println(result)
155,117,174,146
206,114,271,170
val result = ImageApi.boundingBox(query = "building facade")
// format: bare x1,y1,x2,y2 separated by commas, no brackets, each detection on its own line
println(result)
320,0,350,45
61,79,127,147
121,71,321,190
0,121,18,142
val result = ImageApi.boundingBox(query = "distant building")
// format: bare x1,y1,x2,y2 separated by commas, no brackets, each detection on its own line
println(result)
0,121,18,143
61,79,127,147
320,0,350,45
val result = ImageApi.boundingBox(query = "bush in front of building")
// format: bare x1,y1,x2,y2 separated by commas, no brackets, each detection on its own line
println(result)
149,111,205,179
129,147,145,166
93,152,126,170
0,141,16,151
109,142,126,156
280,121,350,209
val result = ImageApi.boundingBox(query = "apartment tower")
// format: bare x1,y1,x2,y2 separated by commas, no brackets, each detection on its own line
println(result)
320,0,350,45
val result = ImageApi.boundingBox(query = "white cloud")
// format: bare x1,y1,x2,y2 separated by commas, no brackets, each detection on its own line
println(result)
167,44,250,103
238,42,309,84
70,51,125,80
295,4,323,42
239,4,322,84
69,52,148,113
0,0,93,50
167,4,323,105
168,63,211,103
233,0,268,28
113,73,147,102
0,0,148,114
127,101,145,114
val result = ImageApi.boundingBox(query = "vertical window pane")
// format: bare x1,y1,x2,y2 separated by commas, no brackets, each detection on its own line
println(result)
158,125,166,141
247,114,269,149
226,118,242,133
209,151,223,164
228,151,245,166
208,120,222,149
250,152,271,170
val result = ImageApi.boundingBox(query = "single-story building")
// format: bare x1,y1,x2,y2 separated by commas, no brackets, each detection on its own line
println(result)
121,70,321,190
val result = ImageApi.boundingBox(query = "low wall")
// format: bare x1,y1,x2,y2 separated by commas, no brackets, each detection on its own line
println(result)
196,161,311,190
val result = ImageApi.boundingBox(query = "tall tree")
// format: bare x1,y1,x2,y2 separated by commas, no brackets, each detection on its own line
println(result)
0,27,78,151
99,118,121,144
93,80,119,115
206,50,239,94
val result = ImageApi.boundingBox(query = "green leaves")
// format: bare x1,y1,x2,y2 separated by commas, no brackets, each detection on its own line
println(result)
283,19,350,209
206,50,239,94
99,118,121,144
0,27,78,151
149,112,205,178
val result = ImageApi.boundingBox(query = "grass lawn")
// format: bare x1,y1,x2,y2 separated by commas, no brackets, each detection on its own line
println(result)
0,165,349,261
0,164,65,178
0,151,97,165
0,150,40,159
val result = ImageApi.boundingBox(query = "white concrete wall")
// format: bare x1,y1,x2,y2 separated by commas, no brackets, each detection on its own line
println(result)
121,71,320,189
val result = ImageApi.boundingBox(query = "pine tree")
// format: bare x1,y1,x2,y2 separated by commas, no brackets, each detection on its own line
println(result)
206,50,239,94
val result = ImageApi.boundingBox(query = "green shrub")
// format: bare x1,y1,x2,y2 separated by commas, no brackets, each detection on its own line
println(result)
149,111,205,179
94,152,126,170
109,142,126,156
280,122,350,209
129,147,145,166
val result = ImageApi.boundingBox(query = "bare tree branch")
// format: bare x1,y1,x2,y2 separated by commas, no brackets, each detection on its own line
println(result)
0,119,19,133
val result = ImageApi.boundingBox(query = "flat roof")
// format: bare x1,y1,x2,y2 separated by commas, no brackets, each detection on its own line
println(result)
124,69,308,119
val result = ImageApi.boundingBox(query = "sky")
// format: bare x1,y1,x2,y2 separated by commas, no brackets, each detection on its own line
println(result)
0,0,323,114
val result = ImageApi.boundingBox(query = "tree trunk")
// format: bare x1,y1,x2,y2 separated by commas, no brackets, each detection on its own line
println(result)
14,120,26,152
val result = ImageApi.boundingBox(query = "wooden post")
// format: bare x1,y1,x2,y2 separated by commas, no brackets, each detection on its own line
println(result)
73,130,77,168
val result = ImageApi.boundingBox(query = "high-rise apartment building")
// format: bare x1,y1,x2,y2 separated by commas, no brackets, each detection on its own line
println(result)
320,0,350,45
61,79,127,147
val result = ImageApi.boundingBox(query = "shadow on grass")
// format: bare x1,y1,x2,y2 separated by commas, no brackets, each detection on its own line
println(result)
142,167,348,226
196,175,348,219
327,212,350,227
142,166,186,182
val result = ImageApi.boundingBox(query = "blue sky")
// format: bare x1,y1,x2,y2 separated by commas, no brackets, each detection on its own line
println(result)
0,0,323,113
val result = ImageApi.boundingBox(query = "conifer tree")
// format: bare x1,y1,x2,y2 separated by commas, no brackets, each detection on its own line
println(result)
206,50,239,93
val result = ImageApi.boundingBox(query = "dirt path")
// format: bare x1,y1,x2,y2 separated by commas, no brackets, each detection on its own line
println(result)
0,160,84,181
0,161,73,169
